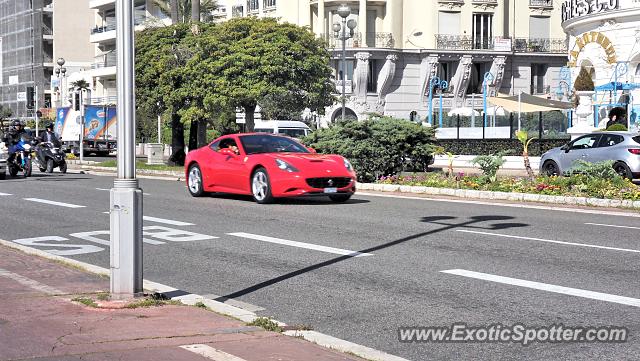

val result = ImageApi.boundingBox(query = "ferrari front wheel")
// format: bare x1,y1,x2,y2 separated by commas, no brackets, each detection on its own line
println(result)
252,168,274,204
187,164,205,197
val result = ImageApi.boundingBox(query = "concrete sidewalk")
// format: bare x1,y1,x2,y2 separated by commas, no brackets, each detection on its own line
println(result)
0,244,362,361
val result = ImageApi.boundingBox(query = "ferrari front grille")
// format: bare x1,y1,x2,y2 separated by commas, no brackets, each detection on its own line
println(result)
306,177,351,188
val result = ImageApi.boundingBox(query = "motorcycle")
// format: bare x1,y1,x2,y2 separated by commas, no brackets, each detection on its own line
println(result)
7,134,35,178
34,141,67,173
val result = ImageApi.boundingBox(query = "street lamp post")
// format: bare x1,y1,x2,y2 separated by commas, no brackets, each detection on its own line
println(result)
333,4,356,123
482,72,495,139
110,0,143,299
54,57,66,107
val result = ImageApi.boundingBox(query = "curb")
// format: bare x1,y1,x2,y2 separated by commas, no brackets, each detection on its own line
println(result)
68,164,183,177
0,239,408,361
357,182,640,211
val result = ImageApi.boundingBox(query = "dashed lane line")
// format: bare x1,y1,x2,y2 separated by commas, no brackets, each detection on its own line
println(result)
442,269,640,308
228,232,373,257
23,198,86,208
457,229,640,254
585,222,640,231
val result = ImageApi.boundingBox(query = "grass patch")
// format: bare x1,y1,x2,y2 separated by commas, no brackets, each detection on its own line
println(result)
248,317,283,333
96,292,110,301
194,301,208,309
72,297,98,308
97,160,182,172
124,298,182,309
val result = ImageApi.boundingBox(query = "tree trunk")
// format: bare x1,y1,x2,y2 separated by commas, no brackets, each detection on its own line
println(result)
170,0,179,24
244,103,257,132
188,120,198,151
197,119,207,147
523,151,534,179
191,0,200,22
168,112,185,166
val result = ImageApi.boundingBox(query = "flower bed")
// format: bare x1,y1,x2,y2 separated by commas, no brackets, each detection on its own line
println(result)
377,173,640,201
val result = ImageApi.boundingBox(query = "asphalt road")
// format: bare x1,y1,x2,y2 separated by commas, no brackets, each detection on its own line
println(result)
1,171,640,360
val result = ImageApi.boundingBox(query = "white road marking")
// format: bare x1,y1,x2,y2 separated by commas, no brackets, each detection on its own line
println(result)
0,192,11,196
70,230,166,245
457,229,640,254
142,216,194,226
180,344,247,361
23,198,85,208
0,268,63,294
11,236,104,256
228,232,372,257
356,192,640,218
96,187,150,196
585,222,640,231
441,269,640,308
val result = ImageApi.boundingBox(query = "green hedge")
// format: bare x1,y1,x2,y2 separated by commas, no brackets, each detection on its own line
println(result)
437,138,570,156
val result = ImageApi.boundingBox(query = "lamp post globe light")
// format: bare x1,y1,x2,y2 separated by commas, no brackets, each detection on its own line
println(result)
333,4,356,123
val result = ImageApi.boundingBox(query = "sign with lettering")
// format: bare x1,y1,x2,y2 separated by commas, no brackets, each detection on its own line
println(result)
562,0,620,22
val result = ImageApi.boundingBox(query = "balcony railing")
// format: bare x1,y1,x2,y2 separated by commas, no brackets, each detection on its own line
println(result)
513,38,567,53
529,0,553,8
435,34,497,51
42,23,53,35
91,16,145,34
92,53,117,69
438,0,464,4
472,0,497,4
321,32,395,49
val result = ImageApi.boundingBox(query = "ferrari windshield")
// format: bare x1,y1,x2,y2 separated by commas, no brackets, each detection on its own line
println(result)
239,134,309,155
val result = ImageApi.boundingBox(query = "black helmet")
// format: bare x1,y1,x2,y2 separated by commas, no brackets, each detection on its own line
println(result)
12,120,21,127
46,123,54,130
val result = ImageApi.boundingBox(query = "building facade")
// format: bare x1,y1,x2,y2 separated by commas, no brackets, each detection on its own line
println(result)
0,0,51,119
561,0,640,133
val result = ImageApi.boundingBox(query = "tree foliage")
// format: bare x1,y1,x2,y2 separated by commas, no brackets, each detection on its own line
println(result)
302,117,437,182
0,105,12,121
153,0,218,23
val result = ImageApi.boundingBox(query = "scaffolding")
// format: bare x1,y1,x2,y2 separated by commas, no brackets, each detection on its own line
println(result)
0,0,48,119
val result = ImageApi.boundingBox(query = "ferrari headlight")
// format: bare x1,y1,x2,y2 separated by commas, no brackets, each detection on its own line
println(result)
343,158,353,171
275,159,299,172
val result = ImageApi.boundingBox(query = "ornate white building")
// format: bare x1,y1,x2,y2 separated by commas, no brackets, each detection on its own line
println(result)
561,0,640,133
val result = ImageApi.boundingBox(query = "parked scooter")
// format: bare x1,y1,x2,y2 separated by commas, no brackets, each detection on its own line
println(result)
7,134,35,177
34,141,67,173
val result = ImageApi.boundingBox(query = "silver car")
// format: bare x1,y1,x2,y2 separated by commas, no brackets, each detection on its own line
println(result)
540,131,640,179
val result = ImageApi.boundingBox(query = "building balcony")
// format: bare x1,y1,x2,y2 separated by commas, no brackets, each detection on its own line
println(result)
435,34,503,51
89,0,116,11
321,32,395,49
438,0,464,5
529,0,553,9
90,16,146,43
513,38,567,53
472,0,497,4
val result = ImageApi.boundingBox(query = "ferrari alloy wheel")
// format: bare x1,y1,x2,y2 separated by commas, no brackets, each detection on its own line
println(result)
187,164,205,197
252,168,274,204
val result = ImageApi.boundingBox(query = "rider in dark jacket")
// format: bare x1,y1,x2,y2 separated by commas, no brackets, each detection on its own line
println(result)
2,120,27,160
39,123,60,145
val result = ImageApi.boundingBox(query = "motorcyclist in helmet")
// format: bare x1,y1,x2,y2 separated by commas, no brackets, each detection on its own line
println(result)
2,120,27,161
39,123,60,145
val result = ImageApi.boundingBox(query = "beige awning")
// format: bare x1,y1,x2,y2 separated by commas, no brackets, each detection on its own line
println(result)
488,93,573,113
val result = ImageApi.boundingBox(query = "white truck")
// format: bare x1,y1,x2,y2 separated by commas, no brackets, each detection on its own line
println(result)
253,120,312,138
55,106,117,156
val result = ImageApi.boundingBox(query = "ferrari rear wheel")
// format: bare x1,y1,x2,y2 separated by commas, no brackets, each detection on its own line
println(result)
187,164,205,197
252,168,274,204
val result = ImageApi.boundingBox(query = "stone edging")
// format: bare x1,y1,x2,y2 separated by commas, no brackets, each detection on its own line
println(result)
69,164,183,177
357,183,640,210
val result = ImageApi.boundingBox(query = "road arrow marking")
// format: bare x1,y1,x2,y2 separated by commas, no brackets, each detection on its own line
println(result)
441,269,640,308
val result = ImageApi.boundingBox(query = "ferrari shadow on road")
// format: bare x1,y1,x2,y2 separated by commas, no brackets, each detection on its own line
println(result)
205,192,370,205
219,214,528,300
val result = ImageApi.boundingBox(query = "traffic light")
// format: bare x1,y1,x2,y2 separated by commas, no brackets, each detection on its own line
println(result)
26,86,35,109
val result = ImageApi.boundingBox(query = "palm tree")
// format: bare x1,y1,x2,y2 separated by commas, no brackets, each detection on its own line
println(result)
153,0,218,23
516,130,536,179
69,79,90,91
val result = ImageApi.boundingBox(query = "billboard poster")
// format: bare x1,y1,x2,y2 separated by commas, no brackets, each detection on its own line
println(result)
55,107,71,138
84,106,116,140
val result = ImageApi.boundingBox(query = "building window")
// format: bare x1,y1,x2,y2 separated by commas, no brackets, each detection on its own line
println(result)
263,0,276,9
472,13,493,50
437,61,458,87
438,11,461,36
529,16,550,39
247,0,259,12
367,59,378,93
531,64,547,94
232,5,244,17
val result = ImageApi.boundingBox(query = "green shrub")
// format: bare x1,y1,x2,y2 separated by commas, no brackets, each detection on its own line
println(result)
605,124,627,131
570,160,620,180
471,151,508,182
302,117,436,182
436,138,569,157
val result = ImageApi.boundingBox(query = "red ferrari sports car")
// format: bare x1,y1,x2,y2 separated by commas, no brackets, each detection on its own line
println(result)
184,133,357,203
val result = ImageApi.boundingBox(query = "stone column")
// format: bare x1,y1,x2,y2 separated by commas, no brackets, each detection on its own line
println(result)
359,0,367,47
317,0,325,37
